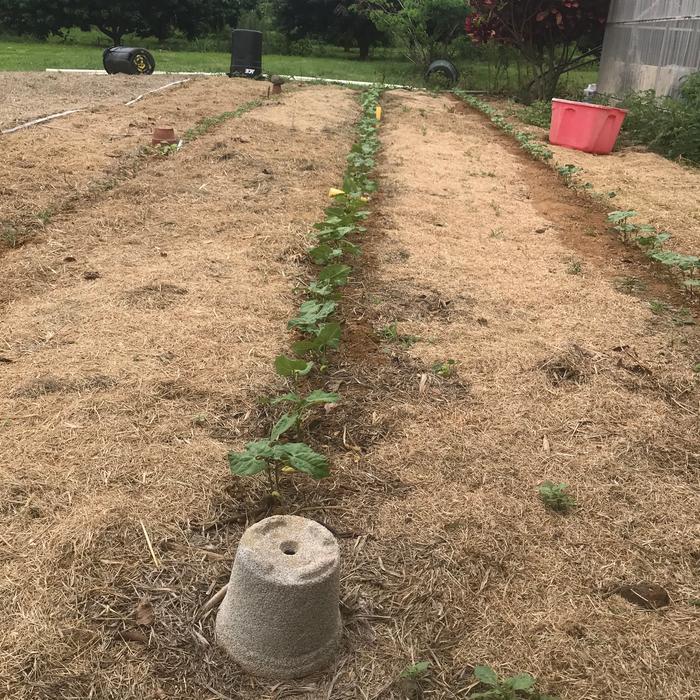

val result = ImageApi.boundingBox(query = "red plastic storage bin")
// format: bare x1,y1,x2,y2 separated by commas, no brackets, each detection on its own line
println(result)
549,99,628,155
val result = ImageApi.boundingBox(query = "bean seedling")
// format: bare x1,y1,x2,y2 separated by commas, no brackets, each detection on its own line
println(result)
468,665,558,700
538,481,576,513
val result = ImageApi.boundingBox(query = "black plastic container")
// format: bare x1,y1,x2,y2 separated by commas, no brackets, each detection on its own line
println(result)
103,47,156,75
229,30,263,78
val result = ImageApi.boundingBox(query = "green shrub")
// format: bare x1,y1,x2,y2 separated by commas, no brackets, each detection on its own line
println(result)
618,72,700,165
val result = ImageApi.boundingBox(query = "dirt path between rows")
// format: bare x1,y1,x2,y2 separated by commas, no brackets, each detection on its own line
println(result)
0,77,267,246
0,84,358,700
334,90,697,700
489,98,700,258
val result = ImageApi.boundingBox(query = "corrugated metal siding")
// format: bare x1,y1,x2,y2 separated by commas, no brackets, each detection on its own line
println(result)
609,0,700,23
598,0,700,96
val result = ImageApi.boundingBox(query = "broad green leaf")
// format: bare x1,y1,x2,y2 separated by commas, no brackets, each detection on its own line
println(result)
292,322,342,356
228,439,273,476
302,389,340,406
271,413,298,441
309,243,342,264
307,281,337,299
473,666,499,687
508,673,536,691
318,264,352,287
274,355,313,378
649,250,700,271
273,443,330,479
400,661,431,678
607,210,637,223
271,392,301,406
288,300,337,333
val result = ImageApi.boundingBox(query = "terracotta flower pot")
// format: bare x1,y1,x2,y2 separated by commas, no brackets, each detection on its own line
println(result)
152,127,177,146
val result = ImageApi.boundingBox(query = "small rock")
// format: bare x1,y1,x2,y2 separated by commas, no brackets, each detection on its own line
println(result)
535,227,546,234
235,135,251,143
63,256,77,262
83,271,101,280
616,582,670,609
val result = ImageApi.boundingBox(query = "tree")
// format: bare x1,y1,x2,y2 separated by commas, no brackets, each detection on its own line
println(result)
0,0,253,46
465,0,610,101
359,0,469,69
272,0,385,60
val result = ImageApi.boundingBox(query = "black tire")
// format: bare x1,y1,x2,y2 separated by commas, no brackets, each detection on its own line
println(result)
103,47,156,75
426,59,459,86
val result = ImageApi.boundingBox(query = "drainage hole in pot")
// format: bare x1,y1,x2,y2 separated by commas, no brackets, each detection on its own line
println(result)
280,541,298,555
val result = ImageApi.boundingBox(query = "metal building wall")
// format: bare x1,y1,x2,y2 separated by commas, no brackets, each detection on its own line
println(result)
597,0,700,96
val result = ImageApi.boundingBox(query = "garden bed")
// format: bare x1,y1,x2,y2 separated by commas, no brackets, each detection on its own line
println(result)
486,97,700,259
0,71,188,129
0,76,698,700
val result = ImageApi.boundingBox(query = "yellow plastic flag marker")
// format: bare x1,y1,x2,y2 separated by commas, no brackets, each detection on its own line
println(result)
360,196,370,202
375,105,382,121
329,188,345,197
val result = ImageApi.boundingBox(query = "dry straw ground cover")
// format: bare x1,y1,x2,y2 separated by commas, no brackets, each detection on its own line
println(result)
0,82,360,699
0,77,264,251
0,72,184,129
0,78,698,700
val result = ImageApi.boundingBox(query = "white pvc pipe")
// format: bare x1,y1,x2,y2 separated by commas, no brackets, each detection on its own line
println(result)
124,78,191,105
1,109,82,135
44,67,413,89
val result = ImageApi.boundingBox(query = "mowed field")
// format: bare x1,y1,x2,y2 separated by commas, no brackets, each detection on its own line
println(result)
0,74,698,700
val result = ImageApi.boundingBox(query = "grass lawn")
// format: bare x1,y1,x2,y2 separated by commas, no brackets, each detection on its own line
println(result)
0,38,598,94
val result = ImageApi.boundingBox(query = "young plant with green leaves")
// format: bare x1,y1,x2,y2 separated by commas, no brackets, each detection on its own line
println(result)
454,92,554,162
432,359,457,377
380,323,420,348
270,389,340,440
401,661,431,679
469,665,558,700
228,439,330,494
538,481,576,514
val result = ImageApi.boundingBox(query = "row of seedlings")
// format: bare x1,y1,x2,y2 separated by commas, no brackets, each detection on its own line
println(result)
455,92,699,294
227,87,383,495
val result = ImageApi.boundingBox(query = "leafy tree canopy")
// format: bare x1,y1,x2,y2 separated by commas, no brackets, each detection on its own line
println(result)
0,0,254,45
359,0,469,67
465,0,610,99
272,0,385,59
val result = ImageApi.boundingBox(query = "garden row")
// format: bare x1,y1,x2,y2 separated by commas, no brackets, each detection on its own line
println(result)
227,87,383,491
454,91,699,294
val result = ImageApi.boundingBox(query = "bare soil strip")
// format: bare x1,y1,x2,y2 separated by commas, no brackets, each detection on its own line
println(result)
489,98,700,258
0,85,358,700
0,77,266,246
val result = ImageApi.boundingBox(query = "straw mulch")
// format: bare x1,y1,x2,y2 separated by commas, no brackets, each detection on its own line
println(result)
1,84,698,700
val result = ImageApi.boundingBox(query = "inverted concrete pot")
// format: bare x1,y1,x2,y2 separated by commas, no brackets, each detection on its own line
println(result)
216,515,341,678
